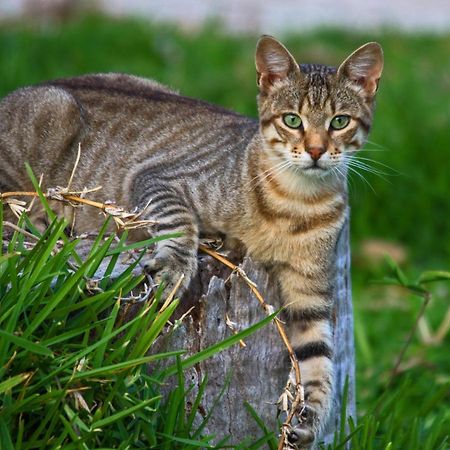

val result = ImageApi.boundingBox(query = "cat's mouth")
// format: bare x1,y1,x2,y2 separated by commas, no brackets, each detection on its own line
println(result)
309,161,323,169
304,161,327,172
301,162,333,177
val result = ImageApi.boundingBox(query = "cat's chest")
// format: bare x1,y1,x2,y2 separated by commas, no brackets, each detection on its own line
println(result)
236,197,347,264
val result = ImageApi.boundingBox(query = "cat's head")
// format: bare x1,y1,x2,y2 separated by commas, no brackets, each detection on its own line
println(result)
255,36,383,183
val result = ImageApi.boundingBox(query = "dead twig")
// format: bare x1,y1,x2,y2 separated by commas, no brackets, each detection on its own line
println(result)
66,143,82,192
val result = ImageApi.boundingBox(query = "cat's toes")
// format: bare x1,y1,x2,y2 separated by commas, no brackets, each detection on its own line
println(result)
287,404,317,449
143,256,187,296
155,270,184,295
287,427,314,449
143,255,166,273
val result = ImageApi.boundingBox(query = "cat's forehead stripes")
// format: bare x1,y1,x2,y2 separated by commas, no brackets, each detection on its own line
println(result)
265,68,357,123
303,72,332,109
298,64,336,114
332,90,362,113
299,63,337,76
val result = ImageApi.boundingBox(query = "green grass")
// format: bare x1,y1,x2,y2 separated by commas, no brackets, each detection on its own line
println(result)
0,205,277,448
0,15,448,448
0,169,278,448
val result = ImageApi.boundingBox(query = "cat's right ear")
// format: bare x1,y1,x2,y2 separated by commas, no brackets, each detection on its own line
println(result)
255,35,300,92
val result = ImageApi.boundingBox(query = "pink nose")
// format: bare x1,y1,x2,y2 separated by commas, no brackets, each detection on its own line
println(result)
306,146,326,161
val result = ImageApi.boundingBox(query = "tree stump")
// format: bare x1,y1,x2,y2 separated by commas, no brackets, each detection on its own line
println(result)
159,216,355,446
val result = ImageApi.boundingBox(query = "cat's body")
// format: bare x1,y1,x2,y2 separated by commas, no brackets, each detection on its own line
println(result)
0,36,383,447
0,74,257,231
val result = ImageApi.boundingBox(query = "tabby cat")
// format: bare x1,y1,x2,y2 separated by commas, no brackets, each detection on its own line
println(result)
0,36,383,447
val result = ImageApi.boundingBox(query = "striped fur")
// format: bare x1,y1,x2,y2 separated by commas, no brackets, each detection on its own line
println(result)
0,36,383,447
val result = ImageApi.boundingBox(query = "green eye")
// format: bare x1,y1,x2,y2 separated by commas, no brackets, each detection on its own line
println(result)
283,113,302,129
330,115,351,130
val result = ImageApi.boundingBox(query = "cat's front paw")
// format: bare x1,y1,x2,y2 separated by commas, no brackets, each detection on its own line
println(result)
143,254,190,297
286,404,318,449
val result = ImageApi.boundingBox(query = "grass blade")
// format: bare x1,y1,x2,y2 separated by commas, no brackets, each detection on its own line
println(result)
0,373,32,394
90,396,161,429
0,330,53,357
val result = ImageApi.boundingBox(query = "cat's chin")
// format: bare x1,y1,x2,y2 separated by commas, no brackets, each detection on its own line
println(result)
276,164,342,196
300,161,347,181
300,165,334,179
303,166,326,174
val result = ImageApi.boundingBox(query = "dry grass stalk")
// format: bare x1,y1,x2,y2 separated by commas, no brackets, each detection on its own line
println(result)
169,305,196,331
3,221,40,241
198,244,305,449
67,143,82,192
0,189,156,231
161,274,185,310
0,147,155,230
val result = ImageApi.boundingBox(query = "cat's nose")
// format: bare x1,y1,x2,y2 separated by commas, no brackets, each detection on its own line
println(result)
306,146,326,161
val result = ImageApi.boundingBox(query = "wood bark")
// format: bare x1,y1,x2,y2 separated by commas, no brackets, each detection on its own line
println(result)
157,216,355,446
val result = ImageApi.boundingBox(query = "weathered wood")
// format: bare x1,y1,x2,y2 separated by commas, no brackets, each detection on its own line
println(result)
158,216,355,446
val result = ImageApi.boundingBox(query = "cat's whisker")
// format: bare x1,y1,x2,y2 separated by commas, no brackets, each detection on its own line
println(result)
345,159,389,176
262,161,293,182
257,160,292,184
346,148,387,154
247,160,292,192
334,165,354,193
343,155,395,183
347,155,400,175
345,164,392,186
333,165,347,182
345,165,377,194
345,164,391,186
337,165,356,193
364,139,388,149
329,165,345,187
246,160,288,188
346,174,355,194
346,153,390,165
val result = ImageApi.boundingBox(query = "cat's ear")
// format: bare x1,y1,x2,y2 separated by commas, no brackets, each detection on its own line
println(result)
255,35,300,92
337,42,383,97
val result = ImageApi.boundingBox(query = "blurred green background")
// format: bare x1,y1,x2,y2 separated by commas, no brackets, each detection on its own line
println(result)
0,13,448,447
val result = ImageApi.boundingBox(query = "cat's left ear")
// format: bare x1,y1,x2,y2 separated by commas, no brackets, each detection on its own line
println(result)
337,42,384,97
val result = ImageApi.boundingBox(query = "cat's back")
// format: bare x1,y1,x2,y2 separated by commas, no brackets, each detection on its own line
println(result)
44,73,252,128
3,73,257,145
1,72,251,131
0,73,257,195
